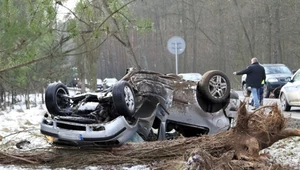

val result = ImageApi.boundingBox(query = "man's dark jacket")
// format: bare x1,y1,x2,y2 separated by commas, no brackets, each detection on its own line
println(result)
236,62,266,88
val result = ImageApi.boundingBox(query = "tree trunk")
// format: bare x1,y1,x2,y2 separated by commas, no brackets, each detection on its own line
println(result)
232,0,255,58
273,0,282,63
265,4,272,63
101,0,141,70
25,92,30,110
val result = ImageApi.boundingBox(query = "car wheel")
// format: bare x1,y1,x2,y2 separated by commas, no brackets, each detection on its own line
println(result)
280,93,291,111
112,80,135,117
45,83,70,116
197,70,231,103
263,85,270,98
273,88,280,98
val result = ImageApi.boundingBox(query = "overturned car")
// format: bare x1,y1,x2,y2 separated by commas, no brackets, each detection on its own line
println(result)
40,68,239,146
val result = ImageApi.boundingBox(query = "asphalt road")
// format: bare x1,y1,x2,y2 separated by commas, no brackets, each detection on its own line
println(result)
235,90,300,119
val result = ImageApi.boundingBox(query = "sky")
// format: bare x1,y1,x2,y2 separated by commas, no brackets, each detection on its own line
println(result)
56,0,79,21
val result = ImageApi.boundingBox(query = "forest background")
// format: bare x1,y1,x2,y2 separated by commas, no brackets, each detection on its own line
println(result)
1,0,300,109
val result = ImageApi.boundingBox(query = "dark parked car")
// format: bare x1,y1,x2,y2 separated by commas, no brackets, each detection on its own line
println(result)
279,68,300,111
41,68,239,146
241,64,293,98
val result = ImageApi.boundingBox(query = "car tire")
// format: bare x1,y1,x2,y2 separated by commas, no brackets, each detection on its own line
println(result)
196,94,229,113
197,70,231,103
263,85,270,98
45,83,70,116
280,93,291,111
273,88,280,98
112,80,135,117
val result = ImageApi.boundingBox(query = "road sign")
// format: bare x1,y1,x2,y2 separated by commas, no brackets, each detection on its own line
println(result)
167,36,186,55
167,36,186,74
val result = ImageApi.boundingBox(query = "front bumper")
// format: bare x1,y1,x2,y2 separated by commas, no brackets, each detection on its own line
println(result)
40,116,138,146
266,82,286,92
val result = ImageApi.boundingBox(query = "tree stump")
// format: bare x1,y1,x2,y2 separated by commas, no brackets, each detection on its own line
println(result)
177,101,300,170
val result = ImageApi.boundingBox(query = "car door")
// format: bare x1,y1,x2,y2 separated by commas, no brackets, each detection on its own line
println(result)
292,70,300,105
284,70,300,105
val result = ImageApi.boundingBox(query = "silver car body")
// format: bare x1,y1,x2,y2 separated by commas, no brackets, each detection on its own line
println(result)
41,69,239,145
167,80,238,134
279,69,300,110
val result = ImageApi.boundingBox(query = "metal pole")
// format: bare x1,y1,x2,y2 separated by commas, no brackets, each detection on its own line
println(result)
175,42,178,74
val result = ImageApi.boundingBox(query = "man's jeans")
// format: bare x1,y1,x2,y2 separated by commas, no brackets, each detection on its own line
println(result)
259,86,264,105
251,88,260,109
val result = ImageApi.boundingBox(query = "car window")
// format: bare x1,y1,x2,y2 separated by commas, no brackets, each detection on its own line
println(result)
264,65,292,74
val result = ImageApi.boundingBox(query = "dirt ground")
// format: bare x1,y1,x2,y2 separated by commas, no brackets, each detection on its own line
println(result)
286,118,300,129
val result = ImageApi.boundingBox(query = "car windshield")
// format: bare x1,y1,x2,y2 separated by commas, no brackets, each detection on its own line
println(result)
264,66,292,74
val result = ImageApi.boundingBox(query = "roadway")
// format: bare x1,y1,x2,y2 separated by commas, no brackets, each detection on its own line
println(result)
235,90,300,119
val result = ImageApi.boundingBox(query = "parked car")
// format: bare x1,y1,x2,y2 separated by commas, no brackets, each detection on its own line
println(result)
97,79,103,90
103,78,118,89
279,69,300,111
41,68,239,146
178,73,202,82
241,64,293,98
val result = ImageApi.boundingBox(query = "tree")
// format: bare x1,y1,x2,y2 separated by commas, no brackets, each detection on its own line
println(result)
0,0,72,108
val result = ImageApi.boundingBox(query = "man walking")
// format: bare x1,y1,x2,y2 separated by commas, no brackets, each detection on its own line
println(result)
233,58,266,109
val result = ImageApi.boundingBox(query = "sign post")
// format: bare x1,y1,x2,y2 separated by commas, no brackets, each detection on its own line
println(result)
167,36,186,74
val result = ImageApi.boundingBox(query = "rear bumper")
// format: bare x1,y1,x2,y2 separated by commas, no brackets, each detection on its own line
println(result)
40,116,138,146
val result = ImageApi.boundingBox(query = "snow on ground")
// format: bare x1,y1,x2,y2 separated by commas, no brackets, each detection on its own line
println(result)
264,137,300,169
1,91,300,169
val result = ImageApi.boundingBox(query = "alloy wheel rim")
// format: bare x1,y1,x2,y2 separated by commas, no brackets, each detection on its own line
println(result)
124,86,135,111
280,95,286,109
208,75,227,99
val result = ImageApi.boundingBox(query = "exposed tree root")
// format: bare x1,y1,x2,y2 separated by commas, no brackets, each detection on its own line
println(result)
0,102,298,169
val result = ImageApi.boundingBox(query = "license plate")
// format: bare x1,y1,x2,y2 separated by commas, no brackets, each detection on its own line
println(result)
58,131,81,140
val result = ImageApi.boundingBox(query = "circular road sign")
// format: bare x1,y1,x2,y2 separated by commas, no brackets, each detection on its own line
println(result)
167,36,186,55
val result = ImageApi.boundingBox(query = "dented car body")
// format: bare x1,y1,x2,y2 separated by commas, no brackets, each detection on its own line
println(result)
40,68,239,146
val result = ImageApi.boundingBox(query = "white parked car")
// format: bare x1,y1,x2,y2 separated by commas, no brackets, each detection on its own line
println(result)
103,78,118,89
97,79,103,90
178,73,202,82
279,68,300,111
